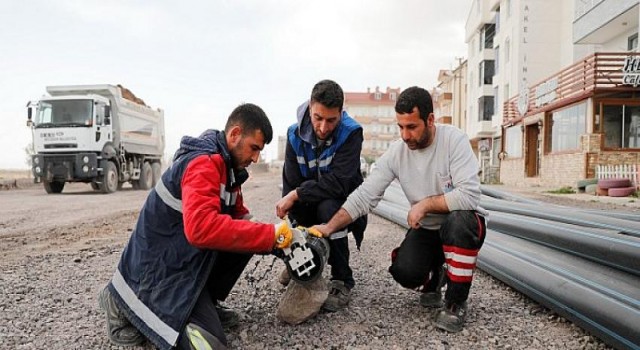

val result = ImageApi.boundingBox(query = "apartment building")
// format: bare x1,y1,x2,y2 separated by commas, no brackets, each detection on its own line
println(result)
465,0,571,183
499,0,640,188
344,87,401,160
432,60,468,130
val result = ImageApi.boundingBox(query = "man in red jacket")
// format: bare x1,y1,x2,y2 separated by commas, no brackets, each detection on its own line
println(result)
98,103,301,350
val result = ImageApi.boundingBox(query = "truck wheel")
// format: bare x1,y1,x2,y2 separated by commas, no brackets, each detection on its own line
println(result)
44,180,65,194
100,161,118,194
151,162,162,187
137,162,153,190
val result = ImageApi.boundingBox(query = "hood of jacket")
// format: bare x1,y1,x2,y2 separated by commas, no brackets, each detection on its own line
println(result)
296,101,317,146
173,129,248,186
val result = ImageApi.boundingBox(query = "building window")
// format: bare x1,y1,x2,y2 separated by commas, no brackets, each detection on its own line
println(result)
390,92,396,101
478,96,494,121
481,23,495,49
546,102,586,153
600,103,640,149
629,33,638,51
505,125,522,158
374,92,382,100
479,60,495,85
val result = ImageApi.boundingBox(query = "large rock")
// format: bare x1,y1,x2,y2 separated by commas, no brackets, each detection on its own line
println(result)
276,277,328,325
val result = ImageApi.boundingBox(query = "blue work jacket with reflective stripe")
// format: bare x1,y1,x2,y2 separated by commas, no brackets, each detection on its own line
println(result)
287,112,361,179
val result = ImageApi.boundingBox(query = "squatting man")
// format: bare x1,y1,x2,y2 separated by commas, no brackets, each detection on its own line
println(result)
97,103,320,350
313,86,488,333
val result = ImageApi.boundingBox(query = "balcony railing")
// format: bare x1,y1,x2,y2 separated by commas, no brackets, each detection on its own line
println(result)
503,52,640,124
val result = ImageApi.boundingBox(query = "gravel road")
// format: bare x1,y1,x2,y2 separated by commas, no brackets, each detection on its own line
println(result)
0,174,617,349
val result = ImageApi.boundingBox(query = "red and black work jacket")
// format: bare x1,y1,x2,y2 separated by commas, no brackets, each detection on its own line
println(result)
108,129,274,350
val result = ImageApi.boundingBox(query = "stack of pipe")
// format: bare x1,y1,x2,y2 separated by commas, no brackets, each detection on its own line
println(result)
372,183,640,350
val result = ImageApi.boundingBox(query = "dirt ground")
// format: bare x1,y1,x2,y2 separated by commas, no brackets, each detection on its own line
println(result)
0,172,622,349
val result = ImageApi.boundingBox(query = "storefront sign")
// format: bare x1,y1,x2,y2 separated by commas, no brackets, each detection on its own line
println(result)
622,56,640,87
535,78,558,107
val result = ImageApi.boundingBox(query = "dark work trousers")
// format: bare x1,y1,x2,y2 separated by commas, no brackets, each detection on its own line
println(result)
289,198,356,289
177,251,252,349
388,210,486,303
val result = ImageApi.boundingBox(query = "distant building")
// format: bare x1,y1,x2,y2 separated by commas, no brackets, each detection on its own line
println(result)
432,60,468,131
344,86,401,159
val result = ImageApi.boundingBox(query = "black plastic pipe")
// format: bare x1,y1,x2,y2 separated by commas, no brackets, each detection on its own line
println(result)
479,230,640,350
488,211,640,276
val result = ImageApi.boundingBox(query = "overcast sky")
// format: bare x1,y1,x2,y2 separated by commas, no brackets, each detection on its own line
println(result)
0,0,471,169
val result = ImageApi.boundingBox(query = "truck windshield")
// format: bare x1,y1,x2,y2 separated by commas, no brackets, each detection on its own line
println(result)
35,99,93,128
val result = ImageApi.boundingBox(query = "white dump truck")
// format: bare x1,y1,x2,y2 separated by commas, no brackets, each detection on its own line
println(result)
27,84,165,194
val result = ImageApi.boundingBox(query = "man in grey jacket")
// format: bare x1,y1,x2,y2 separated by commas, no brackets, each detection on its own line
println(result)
312,86,487,332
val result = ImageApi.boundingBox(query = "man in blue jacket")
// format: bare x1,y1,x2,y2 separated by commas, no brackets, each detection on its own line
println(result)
98,103,301,350
276,79,367,312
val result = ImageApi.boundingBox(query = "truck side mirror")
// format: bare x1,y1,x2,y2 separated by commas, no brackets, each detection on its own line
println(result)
27,108,33,127
104,105,111,125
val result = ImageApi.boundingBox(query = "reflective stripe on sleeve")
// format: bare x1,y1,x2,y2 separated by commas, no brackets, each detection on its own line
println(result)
155,180,183,213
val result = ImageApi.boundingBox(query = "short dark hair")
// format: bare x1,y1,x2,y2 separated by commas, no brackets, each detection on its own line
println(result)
395,86,433,123
225,103,273,144
310,79,344,110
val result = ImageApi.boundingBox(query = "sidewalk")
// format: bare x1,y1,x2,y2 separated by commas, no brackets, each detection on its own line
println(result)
484,184,640,210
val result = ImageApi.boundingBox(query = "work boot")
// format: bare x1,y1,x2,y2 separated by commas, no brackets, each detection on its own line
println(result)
278,267,291,287
98,287,145,346
322,280,351,312
435,300,468,333
420,264,446,308
215,303,240,329
420,291,443,308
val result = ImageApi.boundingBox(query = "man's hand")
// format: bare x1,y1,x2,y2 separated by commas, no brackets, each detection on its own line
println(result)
275,190,299,219
309,224,332,238
274,221,293,249
407,195,449,229
298,226,324,238
407,201,427,229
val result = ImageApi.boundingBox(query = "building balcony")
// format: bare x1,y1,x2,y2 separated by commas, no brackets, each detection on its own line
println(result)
469,120,496,140
503,52,640,124
573,0,638,44
436,116,452,125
